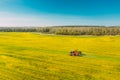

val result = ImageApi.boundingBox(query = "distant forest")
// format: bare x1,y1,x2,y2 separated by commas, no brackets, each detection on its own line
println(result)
0,26,120,35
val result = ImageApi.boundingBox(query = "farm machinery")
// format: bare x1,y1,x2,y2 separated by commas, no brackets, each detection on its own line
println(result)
70,50,82,56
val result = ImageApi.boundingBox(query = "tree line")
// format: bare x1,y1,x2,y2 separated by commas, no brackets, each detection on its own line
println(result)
0,26,120,35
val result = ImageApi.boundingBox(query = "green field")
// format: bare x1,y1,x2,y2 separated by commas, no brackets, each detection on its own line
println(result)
0,32,120,80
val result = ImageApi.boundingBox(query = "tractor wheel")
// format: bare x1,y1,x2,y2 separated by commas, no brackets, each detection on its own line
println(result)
70,53,74,56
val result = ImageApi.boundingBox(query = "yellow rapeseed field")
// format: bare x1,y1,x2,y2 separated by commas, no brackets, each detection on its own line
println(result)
0,32,120,80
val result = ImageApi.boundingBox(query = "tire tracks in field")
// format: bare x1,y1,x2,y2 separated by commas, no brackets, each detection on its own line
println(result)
84,53,120,62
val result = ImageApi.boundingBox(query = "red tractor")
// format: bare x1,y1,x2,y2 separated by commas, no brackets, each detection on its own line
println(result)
70,50,82,56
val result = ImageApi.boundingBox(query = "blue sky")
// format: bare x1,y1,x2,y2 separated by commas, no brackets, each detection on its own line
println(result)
0,0,120,26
